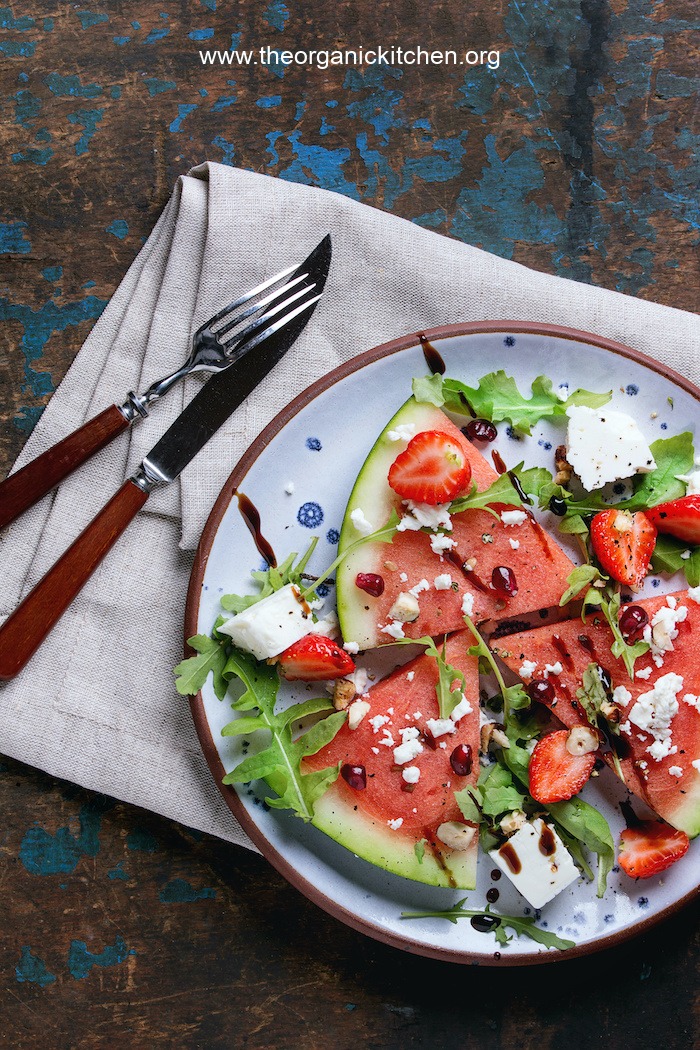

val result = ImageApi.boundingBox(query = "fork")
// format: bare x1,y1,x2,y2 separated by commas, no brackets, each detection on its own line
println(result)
0,263,321,530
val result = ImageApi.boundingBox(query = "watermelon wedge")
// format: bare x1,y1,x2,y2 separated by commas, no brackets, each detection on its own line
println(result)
304,631,480,888
491,590,700,837
336,397,576,651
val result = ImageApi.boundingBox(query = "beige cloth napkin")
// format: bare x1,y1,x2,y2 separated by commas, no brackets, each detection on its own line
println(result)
1,162,698,849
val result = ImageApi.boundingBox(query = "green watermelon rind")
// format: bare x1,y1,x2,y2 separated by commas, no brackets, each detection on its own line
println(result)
336,397,452,646
311,789,478,889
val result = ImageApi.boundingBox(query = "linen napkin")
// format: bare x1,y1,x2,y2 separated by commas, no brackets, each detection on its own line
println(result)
1,161,697,850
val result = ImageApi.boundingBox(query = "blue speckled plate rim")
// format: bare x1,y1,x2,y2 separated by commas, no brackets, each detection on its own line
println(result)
186,320,700,966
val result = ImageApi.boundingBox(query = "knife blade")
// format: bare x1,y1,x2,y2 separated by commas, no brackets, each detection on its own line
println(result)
0,235,332,680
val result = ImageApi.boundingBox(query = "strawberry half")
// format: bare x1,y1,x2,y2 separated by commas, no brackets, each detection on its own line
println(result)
276,634,355,681
618,821,690,879
528,729,597,804
646,494,700,546
590,509,657,588
388,430,472,505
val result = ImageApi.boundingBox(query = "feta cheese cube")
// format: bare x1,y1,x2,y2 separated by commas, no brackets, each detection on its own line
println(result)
489,818,579,908
566,406,656,491
219,584,314,660
500,509,528,527
433,573,453,590
350,507,374,535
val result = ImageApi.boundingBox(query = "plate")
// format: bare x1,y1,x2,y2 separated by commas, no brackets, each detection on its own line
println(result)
186,321,700,965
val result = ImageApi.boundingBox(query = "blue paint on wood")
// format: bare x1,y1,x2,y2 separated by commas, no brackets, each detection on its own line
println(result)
106,219,128,239
413,209,447,229
126,827,158,852
344,66,404,145
67,107,105,154
45,72,102,98
263,0,289,32
144,77,176,95
18,798,112,875
211,134,235,164
169,103,198,132
76,10,109,29
0,6,35,30
42,265,62,281
159,878,217,903
11,146,53,165
211,93,236,112
0,221,31,254
16,947,56,987
144,26,169,44
189,28,214,40
113,35,130,45
256,95,282,108
68,936,135,980
0,40,36,56
13,88,41,125
107,862,129,881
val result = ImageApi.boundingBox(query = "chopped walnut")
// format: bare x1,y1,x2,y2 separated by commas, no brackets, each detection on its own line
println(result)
332,678,356,711
600,699,620,724
554,443,573,486
480,721,510,752
383,560,398,572
565,725,599,755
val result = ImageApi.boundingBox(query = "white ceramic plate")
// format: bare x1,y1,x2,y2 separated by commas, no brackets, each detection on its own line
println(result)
186,322,700,964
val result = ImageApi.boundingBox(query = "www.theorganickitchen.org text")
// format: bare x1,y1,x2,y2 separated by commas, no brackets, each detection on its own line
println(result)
199,46,501,70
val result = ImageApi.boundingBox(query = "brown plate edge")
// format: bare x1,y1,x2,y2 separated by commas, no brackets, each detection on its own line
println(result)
185,319,700,967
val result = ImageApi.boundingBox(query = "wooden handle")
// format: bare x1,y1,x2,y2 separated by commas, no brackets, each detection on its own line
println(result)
0,480,149,680
0,405,130,530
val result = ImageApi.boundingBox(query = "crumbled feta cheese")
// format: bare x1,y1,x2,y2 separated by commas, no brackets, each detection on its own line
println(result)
386,422,416,442
408,578,430,598
425,717,456,738
412,710,422,718
613,685,633,707
402,766,421,784
380,620,405,639
371,746,379,755
461,593,475,617
387,818,404,830
566,406,656,491
399,572,409,582
219,583,314,660
348,700,371,730
500,509,528,527
369,714,390,733
406,671,415,683
676,469,700,495
644,602,688,666
379,730,395,748
489,818,579,908
397,500,452,532
430,532,455,554
343,641,360,655
450,695,473,721
309,608,339,639
668,766,684,778
393,726,424,765
433,573,452,590
544,661,563,677
519,660,537,680
683,693,700,711
388,592,421,623
628,672,683,762
681,550,692,560
619,720,632,735
636,666,653,680
346,667,370,696
692,759,700,772
350,508,374,535
687,586,700,605
557,383,570,402
284,481,295,495
509,538,521,550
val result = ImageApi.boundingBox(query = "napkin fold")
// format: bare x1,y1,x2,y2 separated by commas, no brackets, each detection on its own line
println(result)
1,162,697,849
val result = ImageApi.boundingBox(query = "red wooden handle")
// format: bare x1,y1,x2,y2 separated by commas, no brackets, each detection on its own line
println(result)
0,479,149,680
0,405,130,530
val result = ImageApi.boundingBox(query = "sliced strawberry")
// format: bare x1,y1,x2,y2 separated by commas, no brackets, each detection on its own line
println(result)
388,430,472,505
618,821,690,879
528,729,597,804
646,494,700,546
276,634,355,681
590,509,657,588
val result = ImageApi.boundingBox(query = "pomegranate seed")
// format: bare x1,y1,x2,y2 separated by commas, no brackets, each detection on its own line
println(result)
340,763,367,790
450,743,473,776
619,604,649,641
464,418,497,442
355,572,384,597
527,678,555,704
491,565,518,597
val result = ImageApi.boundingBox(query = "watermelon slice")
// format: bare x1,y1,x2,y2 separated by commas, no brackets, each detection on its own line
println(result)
491,590,700,837
336,397,576,651
304,631,480,888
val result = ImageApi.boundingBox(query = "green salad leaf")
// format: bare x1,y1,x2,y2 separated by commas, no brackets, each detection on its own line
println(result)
220,649,346,821
174,634,229,700
651,535,700,588
299,508,401,599
395,635,467,718
401,901,575,951
413,371,611,435
449,464,553,517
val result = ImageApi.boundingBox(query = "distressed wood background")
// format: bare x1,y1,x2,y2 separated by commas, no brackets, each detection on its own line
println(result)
1,0,698,1046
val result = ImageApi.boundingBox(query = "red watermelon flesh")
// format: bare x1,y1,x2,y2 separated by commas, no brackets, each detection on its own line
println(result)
304,631,480,888
491,590,700,837
336,398,576,651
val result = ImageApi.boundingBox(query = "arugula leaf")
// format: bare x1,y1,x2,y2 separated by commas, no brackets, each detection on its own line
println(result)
600,589,650,679
221,539,319,613
477,763,528,817
413,371,610,435
576,663,610,729
401,900,575,951
463,615,530,723
651,534,700,587
220,649,346,821
559,564,607,606
449,464,552,517
175,635,229,700
454,785,483,825
395,635,467,718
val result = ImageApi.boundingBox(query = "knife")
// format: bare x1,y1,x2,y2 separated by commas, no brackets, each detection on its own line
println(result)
0,235,332,680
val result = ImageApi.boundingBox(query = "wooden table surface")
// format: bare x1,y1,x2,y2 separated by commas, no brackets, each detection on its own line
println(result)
1,2,698,1046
